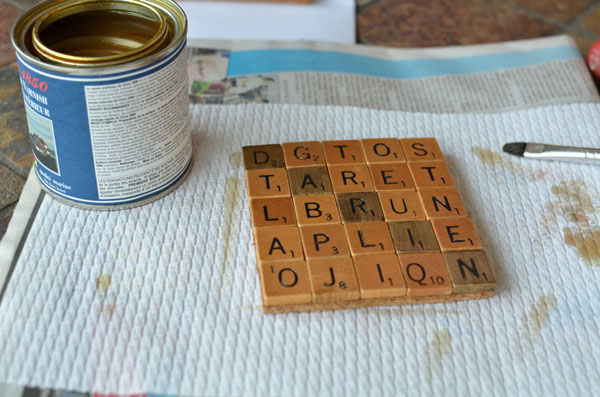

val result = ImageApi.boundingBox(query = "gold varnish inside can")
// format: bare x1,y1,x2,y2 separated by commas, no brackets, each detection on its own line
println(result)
30,0,170,67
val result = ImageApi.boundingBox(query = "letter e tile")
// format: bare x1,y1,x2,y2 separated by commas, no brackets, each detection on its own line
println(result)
307,257,360,303
430,217,482,251
259,260,313,306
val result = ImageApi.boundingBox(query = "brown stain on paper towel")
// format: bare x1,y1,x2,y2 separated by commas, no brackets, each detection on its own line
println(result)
517,295,557,353
430,329,453,362
96,274,112,291
471,146,548,180
544,180,600,267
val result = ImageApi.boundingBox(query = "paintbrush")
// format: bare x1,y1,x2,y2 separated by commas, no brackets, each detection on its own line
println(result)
503,142,600,164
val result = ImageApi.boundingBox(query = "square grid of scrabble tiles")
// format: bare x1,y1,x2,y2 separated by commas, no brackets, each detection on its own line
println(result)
243,138,496,313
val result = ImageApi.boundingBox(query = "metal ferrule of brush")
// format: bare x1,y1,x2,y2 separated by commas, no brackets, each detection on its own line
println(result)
524,143,600,163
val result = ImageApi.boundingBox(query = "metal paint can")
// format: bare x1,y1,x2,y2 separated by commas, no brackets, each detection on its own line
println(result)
12,0,192,209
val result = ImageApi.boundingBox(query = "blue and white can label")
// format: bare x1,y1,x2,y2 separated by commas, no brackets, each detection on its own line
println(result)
17,40,192,207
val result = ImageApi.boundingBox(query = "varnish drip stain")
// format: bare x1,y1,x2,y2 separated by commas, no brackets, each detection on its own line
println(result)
430,329,452,362
517,295,557,354
470,146,548,180
96,274,117,317
96,274,112,291
545,180,600,266
229,151,242,168
220,152,243,286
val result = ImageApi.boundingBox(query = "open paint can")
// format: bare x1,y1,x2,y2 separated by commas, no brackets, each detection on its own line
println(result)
12,0,192,209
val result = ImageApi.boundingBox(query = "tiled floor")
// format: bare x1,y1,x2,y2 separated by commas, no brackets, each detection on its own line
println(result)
1,0,600,240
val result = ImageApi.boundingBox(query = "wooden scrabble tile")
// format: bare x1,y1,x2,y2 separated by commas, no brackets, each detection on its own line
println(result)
344,221,395,256
353,254,407,299
369,163,415,191
254,226,304,262
430,217,483,251
443,250,495,293
361,138,406,164
400,138,444,162
243,144,285,170
245,169,291,198
250,197,297,228
282,141,326,167
335,192,385,223
293,194,341,225
288,166,333,196
398,253,452,296
259,260,313,306
322,140,366,164
388,220,440,253
329,164,374,193
307,257,360,303
378,191,426,221
408,161,454,188
299,224,350,259
418,188,466,218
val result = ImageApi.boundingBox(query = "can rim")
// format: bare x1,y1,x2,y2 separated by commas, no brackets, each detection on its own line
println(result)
30,0,169,67
11,0,188,74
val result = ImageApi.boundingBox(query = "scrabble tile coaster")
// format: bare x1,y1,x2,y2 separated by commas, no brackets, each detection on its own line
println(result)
243,138,496,313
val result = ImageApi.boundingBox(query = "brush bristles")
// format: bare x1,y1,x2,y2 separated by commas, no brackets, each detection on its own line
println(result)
502,142,526,157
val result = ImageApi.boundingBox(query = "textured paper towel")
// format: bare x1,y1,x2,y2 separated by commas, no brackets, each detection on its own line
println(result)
0,103,599,396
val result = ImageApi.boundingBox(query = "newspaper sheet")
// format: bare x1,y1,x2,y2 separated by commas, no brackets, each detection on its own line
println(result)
186,35,599,112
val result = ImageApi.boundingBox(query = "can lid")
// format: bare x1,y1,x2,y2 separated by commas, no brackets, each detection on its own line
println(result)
30,0,170,67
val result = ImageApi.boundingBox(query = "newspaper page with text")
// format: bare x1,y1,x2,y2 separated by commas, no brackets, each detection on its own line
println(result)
187,35,599,112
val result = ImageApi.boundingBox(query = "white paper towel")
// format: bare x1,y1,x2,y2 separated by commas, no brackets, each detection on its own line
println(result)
1,103,599,396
